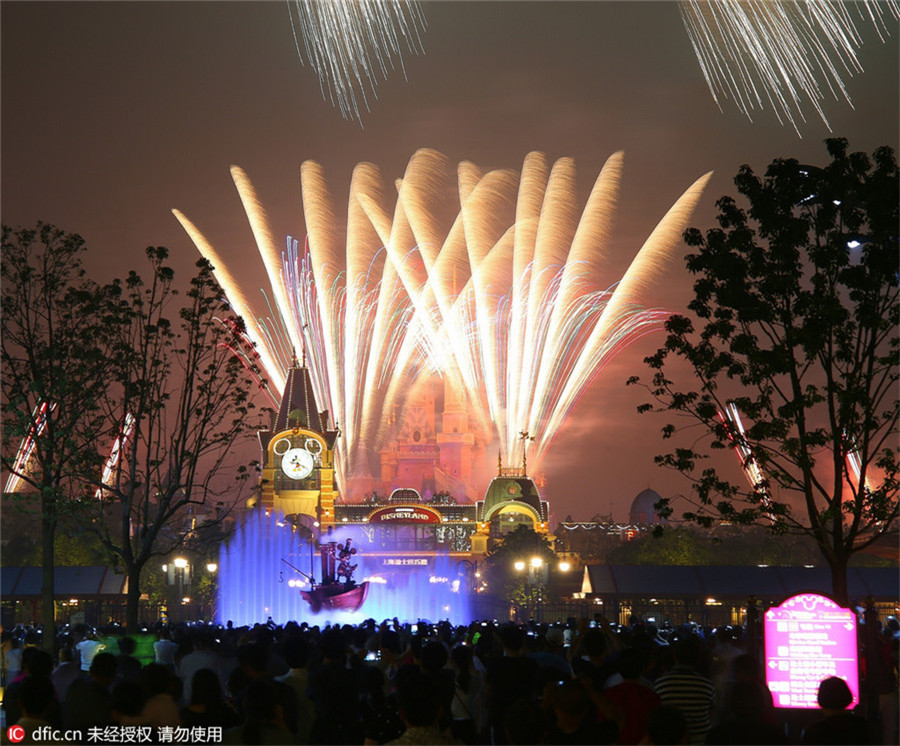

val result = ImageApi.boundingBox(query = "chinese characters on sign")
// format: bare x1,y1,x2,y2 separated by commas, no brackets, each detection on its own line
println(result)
764,593,859,709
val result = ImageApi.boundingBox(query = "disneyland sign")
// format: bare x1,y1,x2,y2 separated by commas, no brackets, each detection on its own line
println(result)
368,506,441,524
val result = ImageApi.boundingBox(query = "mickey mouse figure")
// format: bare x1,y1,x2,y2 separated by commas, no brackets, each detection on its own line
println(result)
336,539,358,586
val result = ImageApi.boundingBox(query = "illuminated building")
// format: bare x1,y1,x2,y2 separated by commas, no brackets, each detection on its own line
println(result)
256,361,551,560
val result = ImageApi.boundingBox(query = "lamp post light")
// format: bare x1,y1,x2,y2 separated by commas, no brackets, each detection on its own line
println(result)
514,556,549,622
172,557,189,619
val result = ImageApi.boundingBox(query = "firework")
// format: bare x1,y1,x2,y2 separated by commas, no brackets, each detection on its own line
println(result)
287,0,426,124
175,150,711,495
679,0,900,135
95,413,135,499
720,402,775,522
4,401,54,493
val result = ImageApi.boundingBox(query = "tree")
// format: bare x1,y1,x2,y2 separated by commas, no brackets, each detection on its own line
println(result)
87,247,261,631
482,525,558,611
630,139,898,605
1,224,112,650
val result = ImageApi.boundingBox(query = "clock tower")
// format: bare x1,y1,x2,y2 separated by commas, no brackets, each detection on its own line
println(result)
256,359,340,529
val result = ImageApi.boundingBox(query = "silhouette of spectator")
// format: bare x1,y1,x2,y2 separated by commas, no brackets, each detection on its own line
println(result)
276,635,315,742
449,644,481,744
386,670,459,745
111,680,146,725
654,636,715,745
12,675,57,743
3,648,60,728
484,624,541,745
51,645,81,705
75,626,105,672
65,651,117,730
801,677,869,745
644,704,689,745
223,678,293,745
704,680,786,744
181,667,239,730
604,647,661,745
154,627,178,669
503,698,546,746
360,663,404,745
544,679,618,745
308,627,363,744
139,662,181,727
115,636,143,683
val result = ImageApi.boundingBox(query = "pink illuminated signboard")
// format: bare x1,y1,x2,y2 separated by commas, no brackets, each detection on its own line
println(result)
764,593,859,709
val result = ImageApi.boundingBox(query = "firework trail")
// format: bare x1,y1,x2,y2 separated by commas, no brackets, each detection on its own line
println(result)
4,401,54,493
95,413,135,499
175,150,710,495
720,402,775,522
680,0,900,135
287,0,427,125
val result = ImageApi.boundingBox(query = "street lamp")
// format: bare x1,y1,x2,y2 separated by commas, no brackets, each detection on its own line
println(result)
206,562,218,573
172,557,189,616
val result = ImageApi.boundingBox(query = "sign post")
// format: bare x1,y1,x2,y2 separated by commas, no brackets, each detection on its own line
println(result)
764,592,859,709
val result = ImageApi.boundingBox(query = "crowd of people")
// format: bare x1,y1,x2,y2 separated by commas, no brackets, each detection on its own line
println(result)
1,614,897,745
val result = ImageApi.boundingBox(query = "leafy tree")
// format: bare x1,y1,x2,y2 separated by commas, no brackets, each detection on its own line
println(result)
606,527,714,565
1,224,112,650
630,139,898,604
86,248,260,631
482,525,558,610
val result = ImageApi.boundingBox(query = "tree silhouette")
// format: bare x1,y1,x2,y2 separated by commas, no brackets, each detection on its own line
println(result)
631,139,898,604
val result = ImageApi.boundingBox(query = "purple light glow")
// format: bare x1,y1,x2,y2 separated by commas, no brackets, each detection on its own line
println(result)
764,593,859,709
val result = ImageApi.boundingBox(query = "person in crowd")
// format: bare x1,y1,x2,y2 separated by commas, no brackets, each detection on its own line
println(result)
604,647,662,745
64,651,117,730
386,670,460,745
308,627,364,744
642,705,689,746
51,645,81,706
3,649,61,730
177,631,222,705
503,698,546,745
875,621,899,746
11,676,57,745
275,634,315,743
483,624,540,745
449,644,482,745
653,635,716,745
74,626,105,673
529,627,574,678
572,627,618,692
110,680,146,726
2,634,24,688
153,627,178,670
360,663,404,745
801,676,870,745
704,680,786,745
544,679,619,745
180,667,239,730
223,678,293,745
115,636,143,683
139,662,181,728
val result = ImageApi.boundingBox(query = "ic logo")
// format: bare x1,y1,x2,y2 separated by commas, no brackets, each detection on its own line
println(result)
7,725,25,743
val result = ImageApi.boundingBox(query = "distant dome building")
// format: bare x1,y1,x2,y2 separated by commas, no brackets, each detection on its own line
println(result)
629,488,666,525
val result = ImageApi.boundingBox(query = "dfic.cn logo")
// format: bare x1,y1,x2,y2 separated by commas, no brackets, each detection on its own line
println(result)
7,725,25,743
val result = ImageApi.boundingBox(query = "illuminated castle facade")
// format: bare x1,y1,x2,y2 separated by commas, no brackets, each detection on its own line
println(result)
255,362,551,556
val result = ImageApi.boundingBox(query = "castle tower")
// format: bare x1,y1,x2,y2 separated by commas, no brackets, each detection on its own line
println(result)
436,375,475,493
256,360,340,528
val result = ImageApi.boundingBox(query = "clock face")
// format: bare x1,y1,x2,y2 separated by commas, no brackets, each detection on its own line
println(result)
282,447,314,480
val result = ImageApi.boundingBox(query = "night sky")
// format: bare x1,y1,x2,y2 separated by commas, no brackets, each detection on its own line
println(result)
3,1,898,522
